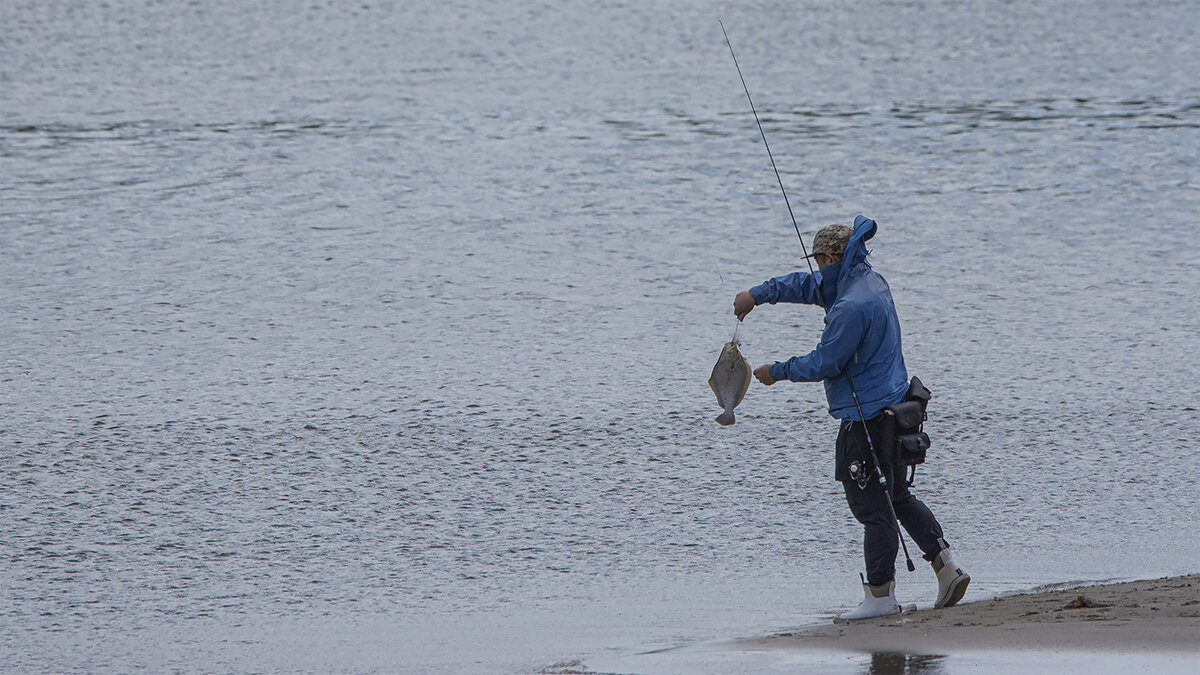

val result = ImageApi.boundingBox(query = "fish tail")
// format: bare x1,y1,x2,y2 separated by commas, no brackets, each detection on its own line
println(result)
716,409,736,426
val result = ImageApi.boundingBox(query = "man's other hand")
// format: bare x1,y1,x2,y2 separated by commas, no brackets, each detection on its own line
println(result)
754,364,775,385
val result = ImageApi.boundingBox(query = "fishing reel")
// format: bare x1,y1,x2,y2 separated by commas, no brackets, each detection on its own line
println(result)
848,460,871,489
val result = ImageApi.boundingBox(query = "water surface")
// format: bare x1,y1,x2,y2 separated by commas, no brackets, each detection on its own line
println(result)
2,1,1198,672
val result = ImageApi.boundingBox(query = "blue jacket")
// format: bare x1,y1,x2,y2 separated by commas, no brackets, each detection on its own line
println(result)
748,216,910,421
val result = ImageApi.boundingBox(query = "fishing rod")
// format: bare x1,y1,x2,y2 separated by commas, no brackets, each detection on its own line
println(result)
718,21,810,261
719,20,916,573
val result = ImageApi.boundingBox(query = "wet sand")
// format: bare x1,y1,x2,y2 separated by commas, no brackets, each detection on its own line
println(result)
750,574,1200,654
570,576,1199,674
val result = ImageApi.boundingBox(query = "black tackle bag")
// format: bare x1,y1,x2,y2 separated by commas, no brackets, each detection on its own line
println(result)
882,376,932,470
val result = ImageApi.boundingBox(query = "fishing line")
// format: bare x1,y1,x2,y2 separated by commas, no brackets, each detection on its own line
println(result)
714,256,741,343
720,20,916,573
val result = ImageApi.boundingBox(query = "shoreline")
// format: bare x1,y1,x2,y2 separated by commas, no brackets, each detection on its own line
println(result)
744,574,1200,655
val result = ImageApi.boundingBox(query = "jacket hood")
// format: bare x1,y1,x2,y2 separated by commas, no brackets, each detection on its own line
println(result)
841,215,876,278
817,215,876,306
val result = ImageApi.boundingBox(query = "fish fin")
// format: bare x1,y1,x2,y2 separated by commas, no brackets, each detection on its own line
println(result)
716,409,735,426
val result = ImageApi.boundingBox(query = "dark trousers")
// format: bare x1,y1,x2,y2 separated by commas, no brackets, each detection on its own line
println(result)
836,417,946,587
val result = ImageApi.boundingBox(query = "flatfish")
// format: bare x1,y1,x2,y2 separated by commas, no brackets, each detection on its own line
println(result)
708,341,751,426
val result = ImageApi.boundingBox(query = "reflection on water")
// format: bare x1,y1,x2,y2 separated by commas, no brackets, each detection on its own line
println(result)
865,652,948,675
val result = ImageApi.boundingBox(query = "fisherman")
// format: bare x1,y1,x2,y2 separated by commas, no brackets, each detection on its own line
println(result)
732,216,969,621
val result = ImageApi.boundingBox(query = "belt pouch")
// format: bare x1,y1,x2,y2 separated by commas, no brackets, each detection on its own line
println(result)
885,400,930,466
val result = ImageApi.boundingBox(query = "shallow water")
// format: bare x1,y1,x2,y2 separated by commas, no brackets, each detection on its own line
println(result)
2,1,1198,672
589,645,1200,675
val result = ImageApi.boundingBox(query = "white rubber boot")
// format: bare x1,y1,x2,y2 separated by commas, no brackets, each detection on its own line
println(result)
836,576,901,622
932,539,970,608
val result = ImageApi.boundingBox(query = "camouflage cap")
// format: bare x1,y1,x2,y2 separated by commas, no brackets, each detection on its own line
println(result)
806,224,853,258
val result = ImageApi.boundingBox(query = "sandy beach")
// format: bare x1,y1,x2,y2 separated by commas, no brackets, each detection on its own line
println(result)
750,574,1200,655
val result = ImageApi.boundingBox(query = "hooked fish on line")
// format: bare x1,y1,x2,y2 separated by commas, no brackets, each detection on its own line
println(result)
708,341,751,425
